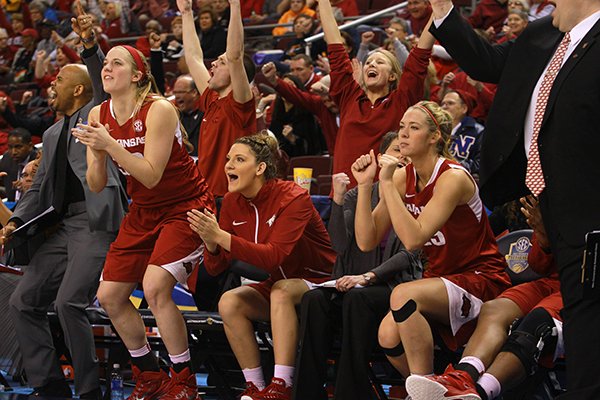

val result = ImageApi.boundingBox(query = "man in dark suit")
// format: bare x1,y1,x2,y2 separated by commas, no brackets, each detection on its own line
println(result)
415,1,600,399
0,127,37,202
0,18,128,399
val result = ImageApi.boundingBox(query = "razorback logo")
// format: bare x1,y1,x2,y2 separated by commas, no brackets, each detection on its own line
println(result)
461,294,472,318
183,262,193,274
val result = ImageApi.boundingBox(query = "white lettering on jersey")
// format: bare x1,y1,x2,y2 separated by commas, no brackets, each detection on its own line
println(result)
405,204,446,246
116,136,146,148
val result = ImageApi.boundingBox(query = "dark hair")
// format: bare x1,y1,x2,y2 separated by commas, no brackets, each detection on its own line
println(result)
199,6,218,26
235,132,282,180
379,131,398,154
291,53,313,68
293,13,316,35
243,53,256,83
340,31,356,58
9,127,32,143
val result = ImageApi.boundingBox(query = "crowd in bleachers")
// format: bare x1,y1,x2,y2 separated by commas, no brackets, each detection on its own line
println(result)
3,0,591,399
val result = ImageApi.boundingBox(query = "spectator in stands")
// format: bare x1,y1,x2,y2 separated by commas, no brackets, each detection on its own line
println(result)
198,7,227,59
136,19,162,57
507,0,530,12
248,0,287,24
282,13,318,59
320,0,434,189
0,153,42,224
74,37,214,398
352,101,510,388
294,132,422,400
213,0,231,27
0,90,55,143
162,16,184,61
269,73,324,156
33,19,57,60
528,0,554,21
273,0,316,36
101,0,126,38
440,89,483,177
11,27,36,82
178,0,256,198
2,11,127,398
0,128,37,202
400,0,433,35
468,0,509,34
262,63,338,155
28,0,48,26
435,70,496,123
190,132,335,400
173,75,203,157
6,13,25,47
410,195,561,400
289,53,321,89
498,9,528,42
0,28,15,84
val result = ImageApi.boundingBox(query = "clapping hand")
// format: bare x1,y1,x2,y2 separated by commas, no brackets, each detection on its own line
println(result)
378,153,400,182
187,208,221,252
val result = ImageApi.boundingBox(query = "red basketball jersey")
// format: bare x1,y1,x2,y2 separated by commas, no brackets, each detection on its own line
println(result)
404,158,507,277
100,98,211,208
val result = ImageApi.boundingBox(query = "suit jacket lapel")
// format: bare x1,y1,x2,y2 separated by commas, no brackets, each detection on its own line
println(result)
543,18,600,126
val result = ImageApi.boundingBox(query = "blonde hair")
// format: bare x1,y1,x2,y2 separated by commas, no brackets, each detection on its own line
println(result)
116,46,193,150
366,49,403,90
409,100,454,160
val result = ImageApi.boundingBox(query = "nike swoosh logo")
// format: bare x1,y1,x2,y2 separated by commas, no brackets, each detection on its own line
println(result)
405,193,416,198
232,221,247,226
474,271,482,275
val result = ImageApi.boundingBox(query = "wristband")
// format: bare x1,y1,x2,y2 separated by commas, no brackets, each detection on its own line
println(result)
81,33,96,44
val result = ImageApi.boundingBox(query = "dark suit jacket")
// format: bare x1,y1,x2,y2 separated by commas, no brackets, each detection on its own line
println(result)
0,148,37,202
431,9,600,247
11,46,127,233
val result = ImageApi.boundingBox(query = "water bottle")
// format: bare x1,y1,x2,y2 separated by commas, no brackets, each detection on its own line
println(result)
110,364,124,400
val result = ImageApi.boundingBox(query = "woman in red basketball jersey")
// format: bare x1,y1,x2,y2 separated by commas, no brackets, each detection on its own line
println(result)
352,101,510,396
187,133,335,400
72,45,214,400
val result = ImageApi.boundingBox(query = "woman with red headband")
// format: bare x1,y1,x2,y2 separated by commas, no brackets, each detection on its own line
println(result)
352,101,510,399
72,45,214,400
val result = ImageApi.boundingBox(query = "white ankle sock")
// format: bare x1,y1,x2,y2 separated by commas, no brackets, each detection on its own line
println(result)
129,343,151,358
273,364,294,388
478,373,501,399
242,366,265,391
460,356,486,375
169,349,191,365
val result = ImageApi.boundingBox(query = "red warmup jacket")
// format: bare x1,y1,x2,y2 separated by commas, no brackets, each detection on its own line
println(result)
204,179,335,282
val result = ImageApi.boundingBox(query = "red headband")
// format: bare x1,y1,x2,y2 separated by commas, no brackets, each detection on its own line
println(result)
122,45,147,76
415,104,441,131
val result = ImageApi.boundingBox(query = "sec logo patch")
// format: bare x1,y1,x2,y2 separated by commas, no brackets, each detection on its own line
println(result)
133,119,144,133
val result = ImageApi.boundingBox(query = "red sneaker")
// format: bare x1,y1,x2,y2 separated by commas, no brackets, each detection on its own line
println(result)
255,378,291,400
405,365,481,400
127,366,170,400
239,381,262,400
161,367,201,400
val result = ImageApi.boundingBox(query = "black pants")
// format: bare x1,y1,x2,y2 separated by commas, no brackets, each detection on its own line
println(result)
293,285,391,400
552,235,600,399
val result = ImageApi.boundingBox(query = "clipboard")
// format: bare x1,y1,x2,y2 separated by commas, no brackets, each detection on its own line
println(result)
4,206,59,265
581,230,600,299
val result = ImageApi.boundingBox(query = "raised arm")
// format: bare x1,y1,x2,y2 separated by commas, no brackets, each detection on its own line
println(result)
227,0,253,103
318,0,343,44
177,0,211,94
352,150,392,251
74,100,177,190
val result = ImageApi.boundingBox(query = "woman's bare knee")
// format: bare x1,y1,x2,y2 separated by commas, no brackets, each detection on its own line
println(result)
378,313,400,349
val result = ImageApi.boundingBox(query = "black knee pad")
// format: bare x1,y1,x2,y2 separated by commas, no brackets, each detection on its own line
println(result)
382,342,405,357
392,299,417,323
501,308,557,375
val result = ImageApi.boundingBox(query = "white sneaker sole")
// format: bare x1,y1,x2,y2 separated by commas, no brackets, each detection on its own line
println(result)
405,375,482,400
